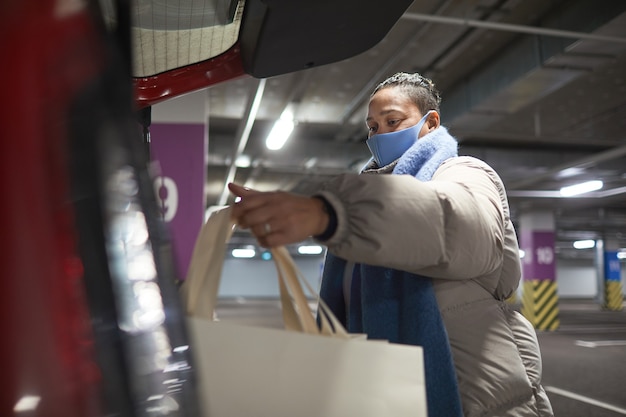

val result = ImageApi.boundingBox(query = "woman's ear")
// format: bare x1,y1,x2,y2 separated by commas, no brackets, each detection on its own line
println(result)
427,111,440,131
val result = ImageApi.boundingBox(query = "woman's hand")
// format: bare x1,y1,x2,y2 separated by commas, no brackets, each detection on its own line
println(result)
228,183,329,248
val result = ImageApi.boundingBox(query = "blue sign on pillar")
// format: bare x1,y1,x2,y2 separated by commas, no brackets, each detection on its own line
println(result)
604,251,621,281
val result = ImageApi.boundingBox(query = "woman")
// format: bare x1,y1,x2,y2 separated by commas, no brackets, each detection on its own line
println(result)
229,72,553,417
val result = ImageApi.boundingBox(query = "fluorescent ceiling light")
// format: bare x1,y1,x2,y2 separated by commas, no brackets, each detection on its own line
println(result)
573,239,595,249
266,109,294,150
298,245,324,255
232,248,256,258
304,157,318,169
173,345,189,353
560,180,603,197
235,154,251,168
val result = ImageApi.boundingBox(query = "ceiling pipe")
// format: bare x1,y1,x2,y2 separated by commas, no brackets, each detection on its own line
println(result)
283,70,316,109
507,143,626,190
402,12,626,44
507,187,626,199
424,6,626,129
455,130,620,148
219,71,318,197
337,0,554,141
217,78,266,205
337,24,429,125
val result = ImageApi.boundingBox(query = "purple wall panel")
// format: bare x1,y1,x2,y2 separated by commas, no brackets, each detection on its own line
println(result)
521,230,556,281
150,123,206,280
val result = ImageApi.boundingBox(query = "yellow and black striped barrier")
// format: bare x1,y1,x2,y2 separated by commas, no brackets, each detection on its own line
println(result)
604,280,624,311
521,280,560,331
603,251,623,311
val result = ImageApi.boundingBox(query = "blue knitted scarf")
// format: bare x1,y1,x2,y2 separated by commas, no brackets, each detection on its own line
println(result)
319,126,463,417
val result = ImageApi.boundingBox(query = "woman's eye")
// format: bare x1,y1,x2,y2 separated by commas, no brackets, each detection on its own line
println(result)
388,119,400,126
367,125,377,133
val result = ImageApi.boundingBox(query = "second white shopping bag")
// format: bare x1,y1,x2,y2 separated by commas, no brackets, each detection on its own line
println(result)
180,206,428,417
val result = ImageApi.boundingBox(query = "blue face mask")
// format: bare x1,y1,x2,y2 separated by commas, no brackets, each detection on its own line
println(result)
366,111,432,167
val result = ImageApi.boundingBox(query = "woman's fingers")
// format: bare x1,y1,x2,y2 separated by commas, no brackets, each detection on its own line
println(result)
228,183,269,228
228,182,257,199
228,182,329,247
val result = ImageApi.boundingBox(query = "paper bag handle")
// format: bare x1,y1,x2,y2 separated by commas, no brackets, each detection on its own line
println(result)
181,206,349,338
271,246,348,337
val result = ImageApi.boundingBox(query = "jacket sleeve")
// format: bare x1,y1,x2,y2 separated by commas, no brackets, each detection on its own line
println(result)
315,157,506,280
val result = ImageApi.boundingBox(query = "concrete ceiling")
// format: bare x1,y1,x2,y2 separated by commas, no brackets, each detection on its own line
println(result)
151,0,626,259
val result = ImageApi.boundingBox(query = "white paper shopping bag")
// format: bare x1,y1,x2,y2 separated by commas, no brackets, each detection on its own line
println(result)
181,206,428,417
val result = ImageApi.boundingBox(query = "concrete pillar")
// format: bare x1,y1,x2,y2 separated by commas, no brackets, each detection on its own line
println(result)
519,211,560,330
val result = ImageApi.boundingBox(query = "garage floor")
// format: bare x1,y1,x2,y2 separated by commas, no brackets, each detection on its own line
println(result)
214,297,626,416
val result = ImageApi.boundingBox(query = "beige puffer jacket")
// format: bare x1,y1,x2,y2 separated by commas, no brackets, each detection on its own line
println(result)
316,156,553,417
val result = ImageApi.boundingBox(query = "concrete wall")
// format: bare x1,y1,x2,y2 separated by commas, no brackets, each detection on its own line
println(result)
216,256,625,299
556,258,598,298
218,256,326,298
